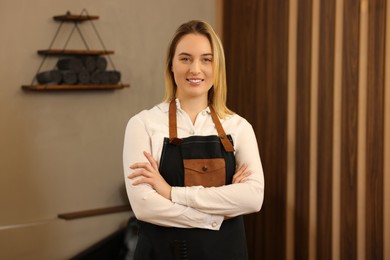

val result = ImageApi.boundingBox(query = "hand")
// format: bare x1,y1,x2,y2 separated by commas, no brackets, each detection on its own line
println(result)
128,151,172,200
232,163,252,184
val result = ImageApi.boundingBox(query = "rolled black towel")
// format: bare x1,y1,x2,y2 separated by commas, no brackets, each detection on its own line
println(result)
90,70,103,84
99,71,121,84
61,70,77,85
78,70,90,84
36,70,62,84
81,56,97,72
106,70,121,84
57,57,85,72
96,56,108,71
99,70,110,84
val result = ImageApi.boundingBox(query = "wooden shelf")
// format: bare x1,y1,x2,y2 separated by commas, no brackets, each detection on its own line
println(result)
53,13,99,22
37,49,114,56
23,10,129,91
58,205,131,220
22,84,129,91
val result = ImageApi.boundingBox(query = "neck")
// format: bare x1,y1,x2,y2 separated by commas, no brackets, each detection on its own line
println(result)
178,96,208,124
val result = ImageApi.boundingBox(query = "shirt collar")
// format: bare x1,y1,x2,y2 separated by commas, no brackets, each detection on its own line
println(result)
157,98,211,114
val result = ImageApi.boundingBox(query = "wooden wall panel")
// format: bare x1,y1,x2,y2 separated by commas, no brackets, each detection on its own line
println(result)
223,1,263,258
224,0,289,259
340,0,360,259
222,0,388,259
366,0,386,259
316,1,335,259
252,1,269,260
295,0,312,259
261,2,289,259
223,0,258,118
384,2,390,260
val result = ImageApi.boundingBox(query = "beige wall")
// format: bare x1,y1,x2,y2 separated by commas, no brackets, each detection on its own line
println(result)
0,0,215,259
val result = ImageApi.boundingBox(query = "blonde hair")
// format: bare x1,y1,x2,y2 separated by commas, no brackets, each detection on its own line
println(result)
163,20,233,118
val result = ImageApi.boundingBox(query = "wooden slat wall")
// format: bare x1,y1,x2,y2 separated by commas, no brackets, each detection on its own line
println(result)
223,1,266,258
224,0,288,259
366,0,386,259
340,0,360,259
295,0,312,259
316,0,335,259
222,0,388,259
384,2,390,259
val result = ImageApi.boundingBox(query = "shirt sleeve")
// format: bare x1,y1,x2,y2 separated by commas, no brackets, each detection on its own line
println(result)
123,115,223,230
171,122,264,218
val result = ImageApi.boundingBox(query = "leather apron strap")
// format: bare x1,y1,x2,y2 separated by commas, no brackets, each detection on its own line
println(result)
209,105,235,152
168,99,235,152
169,100,182,145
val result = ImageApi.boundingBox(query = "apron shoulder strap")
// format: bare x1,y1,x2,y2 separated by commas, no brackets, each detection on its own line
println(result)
209,106,235,152
169,100,182,145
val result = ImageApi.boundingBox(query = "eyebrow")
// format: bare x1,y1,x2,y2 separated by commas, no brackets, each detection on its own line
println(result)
177,52,213,56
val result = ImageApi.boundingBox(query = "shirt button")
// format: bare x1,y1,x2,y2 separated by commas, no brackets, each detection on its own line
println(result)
190,130,195,135
212,222,217,228
202,111,207,116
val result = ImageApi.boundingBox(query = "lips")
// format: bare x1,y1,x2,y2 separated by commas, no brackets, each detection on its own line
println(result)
186,78,204,86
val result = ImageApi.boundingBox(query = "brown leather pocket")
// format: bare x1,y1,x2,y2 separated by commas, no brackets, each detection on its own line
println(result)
183,158,226,187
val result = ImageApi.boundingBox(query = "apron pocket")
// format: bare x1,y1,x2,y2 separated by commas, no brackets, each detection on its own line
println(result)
183,158,226,187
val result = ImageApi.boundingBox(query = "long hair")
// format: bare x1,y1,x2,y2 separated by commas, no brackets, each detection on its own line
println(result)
162,20,233,118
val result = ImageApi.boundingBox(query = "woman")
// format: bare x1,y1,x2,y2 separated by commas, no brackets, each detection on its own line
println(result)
123,20,264,260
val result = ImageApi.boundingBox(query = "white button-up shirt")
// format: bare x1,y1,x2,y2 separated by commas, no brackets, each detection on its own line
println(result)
123,100,264,230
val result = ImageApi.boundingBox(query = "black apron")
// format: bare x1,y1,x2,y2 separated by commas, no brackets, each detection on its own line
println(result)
134,100,248,260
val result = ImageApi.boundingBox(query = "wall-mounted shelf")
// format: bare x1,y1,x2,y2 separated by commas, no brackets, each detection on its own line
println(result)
22,9,129,91
53,14,99,22
37,50,114,56
22,84,129,91
58,204,131,220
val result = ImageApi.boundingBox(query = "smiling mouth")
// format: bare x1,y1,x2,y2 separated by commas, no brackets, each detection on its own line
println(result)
187,79,204,83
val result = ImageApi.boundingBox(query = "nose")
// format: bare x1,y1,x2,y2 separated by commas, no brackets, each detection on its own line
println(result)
189,60,201,75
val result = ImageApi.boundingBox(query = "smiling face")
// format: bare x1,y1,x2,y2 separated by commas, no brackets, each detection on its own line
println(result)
171,33,214,102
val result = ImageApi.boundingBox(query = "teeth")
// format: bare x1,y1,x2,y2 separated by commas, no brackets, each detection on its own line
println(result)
189,79,202,83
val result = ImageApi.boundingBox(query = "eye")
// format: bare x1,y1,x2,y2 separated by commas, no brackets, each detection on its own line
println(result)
179,57,191,63
202,58,213,63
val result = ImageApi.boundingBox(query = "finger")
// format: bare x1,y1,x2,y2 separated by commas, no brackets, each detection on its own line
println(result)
130,162,155,173
234,175,246,184
242,171,252,181
238,163,248,172
239,177,248,183
233,173,242,183
130,162,149,169
130,162,153,170
233,164,247,179
132,177,154,186
143,151,159,170
233,173,244,183
235,164,248,175
128,169,151,179
233,171,252,184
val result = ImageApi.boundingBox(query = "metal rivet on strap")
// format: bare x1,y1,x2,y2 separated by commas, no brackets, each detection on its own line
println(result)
202,165,208,171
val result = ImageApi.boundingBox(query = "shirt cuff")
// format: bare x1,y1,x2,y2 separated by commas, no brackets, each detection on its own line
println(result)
206,215,224,230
